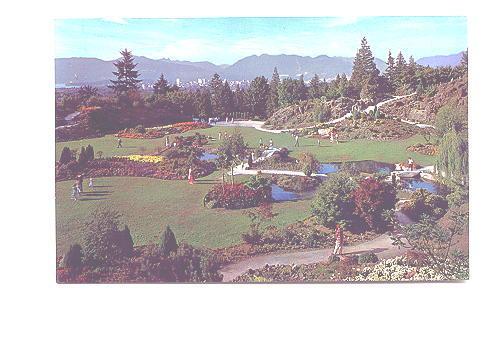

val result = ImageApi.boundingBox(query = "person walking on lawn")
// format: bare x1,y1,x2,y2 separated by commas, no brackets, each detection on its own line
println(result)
71,183,79,201
333,224,344,257
117,137,122,148
408,157,414,171
294,134,300,147
188,167,195,185
77,174,84,194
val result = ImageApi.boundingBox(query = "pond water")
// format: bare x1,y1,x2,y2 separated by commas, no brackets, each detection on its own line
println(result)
271,184,301,201
319,160,395,175
400,178,445,195
200,152,219,161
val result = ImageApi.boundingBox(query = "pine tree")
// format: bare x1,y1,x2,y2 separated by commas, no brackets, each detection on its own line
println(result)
350,37,380,98
158,226,178,256
234,84,246,113
108,49,142,95
247,76,270,117
59,146,73,164
406,56,418,91
62,244,83,269
85,145,94,161
77,146,87,166
221,81,234,117
394,52,407,90
459,49,468,77
153,73,170,95
297,75,308,100
210,73,226,117
267,67,281,115
195,89,213,118
309,74,322,99
385,50,396,93
119,225,134,257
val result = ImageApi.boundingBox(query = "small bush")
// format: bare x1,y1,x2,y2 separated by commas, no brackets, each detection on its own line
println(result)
62,244,83,269
159,226,178,256
59,146,74,164
358,252,379,264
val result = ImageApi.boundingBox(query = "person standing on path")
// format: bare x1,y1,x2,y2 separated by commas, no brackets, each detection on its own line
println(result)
317,138,321,147
259,138,263,148
165,136,170,147
218,132,222,141
117,137,122,148
77,174,83,194
408,157,415,171
333,224,344,257
269,139,274,148
329,132,334,143
188,167,195,185
71,183,79,201
88,178,94,189
294,134,300,147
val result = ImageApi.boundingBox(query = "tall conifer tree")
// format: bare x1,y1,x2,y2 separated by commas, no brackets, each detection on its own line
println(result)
108,49,141,95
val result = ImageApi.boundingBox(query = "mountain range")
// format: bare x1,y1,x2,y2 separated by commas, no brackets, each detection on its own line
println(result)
55,52,463,86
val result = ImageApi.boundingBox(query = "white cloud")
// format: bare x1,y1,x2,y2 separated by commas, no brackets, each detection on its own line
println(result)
102,17,128,25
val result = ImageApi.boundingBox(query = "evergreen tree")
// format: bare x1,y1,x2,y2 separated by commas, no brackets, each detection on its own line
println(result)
85,145,94,161
62,244,83,269
108,49,142,95
221,81,234,116
459,49,468,77
77,146,87,166
405,56,418,91
394,52,407,89
153,73,170,95
209,73,225,117
78,85,99,101
195,89,213,118
158,226,178,256
267,67,281,115
384,50,396,93
350,37,380,98
119,225,134,257
309,74,322,99
233,84,247,113
297,75,308,100
59,146,73,164
246,76,270,117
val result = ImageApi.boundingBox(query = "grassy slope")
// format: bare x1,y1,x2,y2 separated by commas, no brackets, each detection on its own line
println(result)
56,175,311,255
56,126,435,166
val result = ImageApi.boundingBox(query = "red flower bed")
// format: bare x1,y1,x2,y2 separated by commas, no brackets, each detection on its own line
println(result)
172,121,210,133
56,157,215,182
204,183,272,209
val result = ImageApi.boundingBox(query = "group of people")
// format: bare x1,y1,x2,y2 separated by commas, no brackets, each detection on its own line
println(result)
259,137,274,149
71,174,94,201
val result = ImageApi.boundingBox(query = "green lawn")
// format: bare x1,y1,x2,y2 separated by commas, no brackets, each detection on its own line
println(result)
56,125,435,166
56,175,312,256
56,125,436,255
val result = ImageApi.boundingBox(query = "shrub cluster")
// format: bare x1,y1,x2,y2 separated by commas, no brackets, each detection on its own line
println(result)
204,182,272,209
400,189,449,221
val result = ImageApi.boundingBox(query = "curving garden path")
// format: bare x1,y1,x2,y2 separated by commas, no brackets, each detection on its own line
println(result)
215,93,420,134
220,211,414,282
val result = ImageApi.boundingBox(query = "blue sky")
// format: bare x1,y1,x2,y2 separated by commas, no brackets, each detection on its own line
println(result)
55,17,467,64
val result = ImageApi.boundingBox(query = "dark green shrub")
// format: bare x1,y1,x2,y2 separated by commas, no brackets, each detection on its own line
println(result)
242,230,263,245
358,252,379,264
85,145,95,161
59,146,74,164
311,172,357,228
77,146,87,166
158,226,178,256
119,225,134,257
401,189,449,221
62,244,83,269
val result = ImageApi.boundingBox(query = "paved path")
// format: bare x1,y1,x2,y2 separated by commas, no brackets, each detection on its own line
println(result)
215,94,417,134
220,211,414,282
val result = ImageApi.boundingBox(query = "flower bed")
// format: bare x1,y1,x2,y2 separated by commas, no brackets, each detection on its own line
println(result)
115,155,164,163
407,143,438,156
56,157,215,182
204,183,272,209
149,121,210,135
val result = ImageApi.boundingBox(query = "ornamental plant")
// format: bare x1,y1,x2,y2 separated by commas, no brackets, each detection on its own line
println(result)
204,183,271,209
311,172,357,228
158,226,178,256
352,177,396,232
59,146,74,164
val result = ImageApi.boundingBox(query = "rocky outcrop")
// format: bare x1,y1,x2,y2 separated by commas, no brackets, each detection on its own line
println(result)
380,77,468,124
264,97,366,130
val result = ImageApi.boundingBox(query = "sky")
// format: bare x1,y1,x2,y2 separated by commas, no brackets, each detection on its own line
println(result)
55,17,467,64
